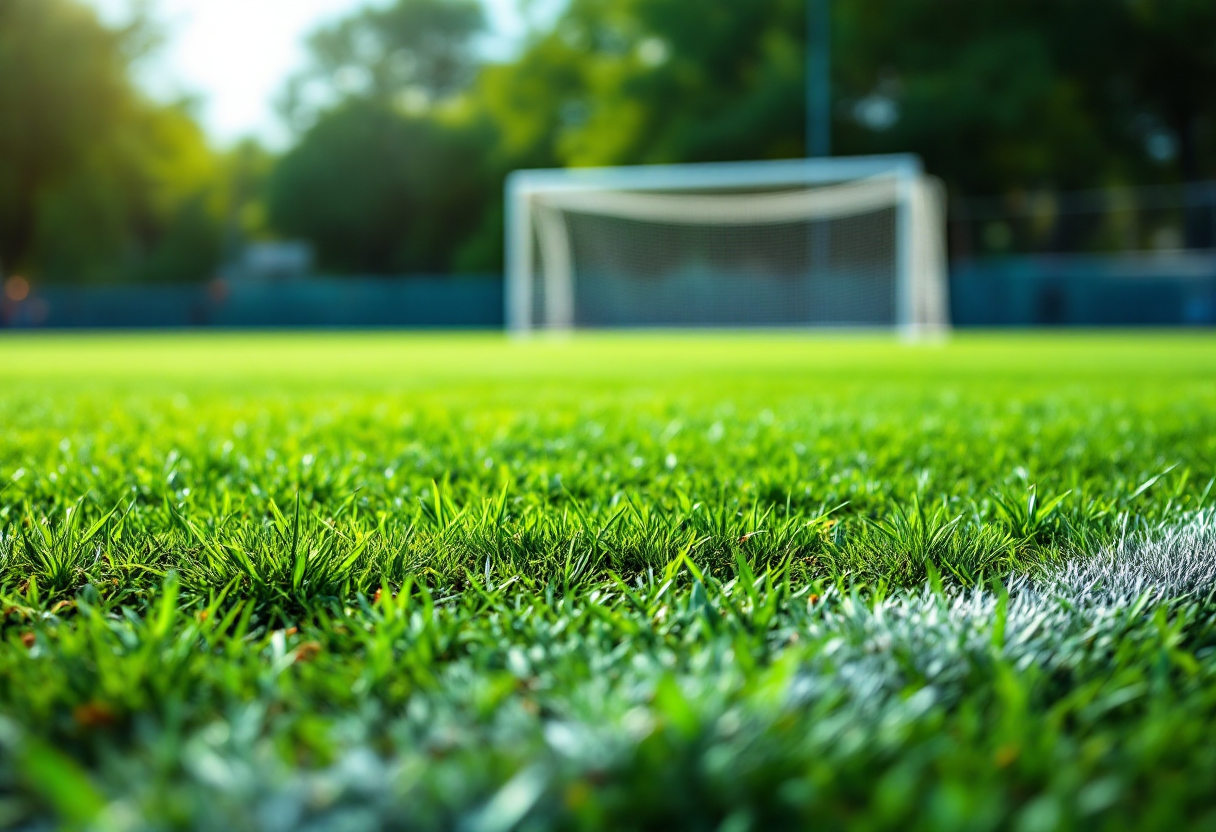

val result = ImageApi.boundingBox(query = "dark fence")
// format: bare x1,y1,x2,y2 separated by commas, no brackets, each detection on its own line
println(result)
947,180,1216,325
1,275,504,329
950,181,1216,258
952,254,1216,326
3,260,1215,330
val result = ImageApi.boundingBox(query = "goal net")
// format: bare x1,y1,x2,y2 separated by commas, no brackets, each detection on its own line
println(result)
505,155,949,334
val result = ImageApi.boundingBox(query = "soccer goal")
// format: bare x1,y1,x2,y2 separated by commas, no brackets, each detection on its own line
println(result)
505,154,949,334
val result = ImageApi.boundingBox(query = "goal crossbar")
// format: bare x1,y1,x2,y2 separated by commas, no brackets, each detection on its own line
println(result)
531,177,901,225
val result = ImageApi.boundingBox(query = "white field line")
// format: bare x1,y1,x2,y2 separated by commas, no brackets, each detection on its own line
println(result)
8,516,1210,826
788,511,1216,708
1047,510,1216,601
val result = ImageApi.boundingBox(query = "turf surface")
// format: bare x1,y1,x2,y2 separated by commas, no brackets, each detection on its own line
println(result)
1,331,1216,830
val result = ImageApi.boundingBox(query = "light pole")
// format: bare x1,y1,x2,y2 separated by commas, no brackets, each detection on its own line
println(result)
807,0,831,158
806,0,831,321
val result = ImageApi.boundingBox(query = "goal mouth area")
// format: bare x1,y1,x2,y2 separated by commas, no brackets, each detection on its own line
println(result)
505,155,949,336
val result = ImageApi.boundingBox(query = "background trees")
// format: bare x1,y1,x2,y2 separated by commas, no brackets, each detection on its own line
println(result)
267,103,499,274
273,0,1216,275
835,0,1216,194
0,0,232,284
268,0,498,274
5,0,1216,282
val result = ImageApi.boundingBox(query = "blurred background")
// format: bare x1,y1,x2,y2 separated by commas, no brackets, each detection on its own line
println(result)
2,0,1215,329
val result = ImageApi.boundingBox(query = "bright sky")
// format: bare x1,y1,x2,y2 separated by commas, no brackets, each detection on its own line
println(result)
83,0,536,148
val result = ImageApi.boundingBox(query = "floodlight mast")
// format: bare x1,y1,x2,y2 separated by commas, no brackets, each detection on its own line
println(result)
807,0,831,158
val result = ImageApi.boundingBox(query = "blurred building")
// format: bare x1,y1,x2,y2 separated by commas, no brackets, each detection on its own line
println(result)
222,241,315,283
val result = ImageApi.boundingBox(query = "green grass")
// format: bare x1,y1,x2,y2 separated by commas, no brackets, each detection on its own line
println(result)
2,331,1216,831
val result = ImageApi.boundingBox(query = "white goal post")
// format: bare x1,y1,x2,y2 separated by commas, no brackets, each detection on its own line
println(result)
505,154,949,335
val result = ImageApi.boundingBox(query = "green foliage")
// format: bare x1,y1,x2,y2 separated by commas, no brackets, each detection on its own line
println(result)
267,0,1216,277
0,0,230,285
268,0,498,273
267,102,499,274
502,0,1216,189
0,0,133,279
1,333,1215,827
478,0,806,168
834,0,1216,193
9,0,1216,284
281,0,485,129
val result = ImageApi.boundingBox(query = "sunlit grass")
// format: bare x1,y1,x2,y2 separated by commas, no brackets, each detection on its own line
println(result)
1,331,1215,830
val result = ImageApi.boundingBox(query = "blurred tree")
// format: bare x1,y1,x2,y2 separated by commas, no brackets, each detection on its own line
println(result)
833,1,1108,195
0,0,226,284
836,0,1216,193
216,139,277,263
280,0,485,132
1059,0,1216,244
483,0,1216,194
268,101,498,274
477,0,806,168
271,0,498,274
5,0,1213,284
270,0,1216,275
1052,0,1216,184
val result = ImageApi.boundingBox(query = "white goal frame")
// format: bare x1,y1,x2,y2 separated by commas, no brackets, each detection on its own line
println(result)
505,154,949,335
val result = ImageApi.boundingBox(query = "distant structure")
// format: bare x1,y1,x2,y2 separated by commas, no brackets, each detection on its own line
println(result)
224,241,314,282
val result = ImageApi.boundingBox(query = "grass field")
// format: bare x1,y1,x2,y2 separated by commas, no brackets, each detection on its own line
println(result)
3,331,1216,831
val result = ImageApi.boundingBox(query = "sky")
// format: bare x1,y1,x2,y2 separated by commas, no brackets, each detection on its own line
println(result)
83,0,536,148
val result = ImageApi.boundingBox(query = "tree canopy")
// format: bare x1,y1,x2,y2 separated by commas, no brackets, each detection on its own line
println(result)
6,0,1216,282
274,0,1216,275
268,102,499,274
0,0,239,284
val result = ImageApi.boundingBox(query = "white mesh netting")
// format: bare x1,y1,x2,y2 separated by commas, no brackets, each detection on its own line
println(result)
514,174,948,332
